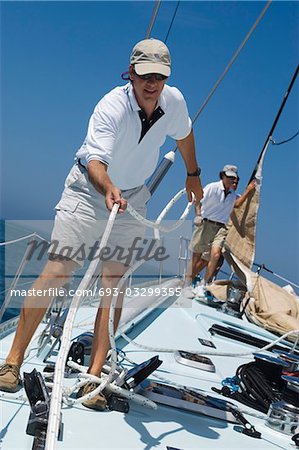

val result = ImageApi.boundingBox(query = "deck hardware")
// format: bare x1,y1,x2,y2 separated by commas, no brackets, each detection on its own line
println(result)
266,400,299,435
66,341,85,371
231,409,261,438
174,350,215,372
37,308,70,362
197,338,216,348
107,394,130,413
208,324,299,355
23,369,63,447
292,432,299,447
124,355,162,389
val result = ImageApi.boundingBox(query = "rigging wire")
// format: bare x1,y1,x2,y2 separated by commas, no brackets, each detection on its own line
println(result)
145,0,161,38
146,0,180,43
0,232,48,246
121,0,162,80
270,131,299,146
252,263,299,289
191,0,272,127
164,1,180,43
147,1,273,193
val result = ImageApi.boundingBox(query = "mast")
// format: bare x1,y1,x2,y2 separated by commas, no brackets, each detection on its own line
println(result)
226,64,299,269
250,64,299,182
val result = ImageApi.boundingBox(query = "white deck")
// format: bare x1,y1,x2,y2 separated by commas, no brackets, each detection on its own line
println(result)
0,283,295,449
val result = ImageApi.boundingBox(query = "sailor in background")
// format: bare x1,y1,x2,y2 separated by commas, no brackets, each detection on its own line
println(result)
186,165,255,294
0,38,203,409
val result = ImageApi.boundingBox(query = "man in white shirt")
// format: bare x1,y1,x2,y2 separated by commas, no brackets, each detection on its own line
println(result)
0,39,203,409
188,165,255,287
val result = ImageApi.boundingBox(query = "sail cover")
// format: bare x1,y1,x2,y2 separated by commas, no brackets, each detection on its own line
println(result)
223,250,299,340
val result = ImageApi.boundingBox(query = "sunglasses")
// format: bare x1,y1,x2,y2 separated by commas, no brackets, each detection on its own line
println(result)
133,70,168,81
226,176,239,183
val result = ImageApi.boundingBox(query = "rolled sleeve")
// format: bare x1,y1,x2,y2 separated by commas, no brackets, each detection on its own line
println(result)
78,94,122,166
168,88,192,140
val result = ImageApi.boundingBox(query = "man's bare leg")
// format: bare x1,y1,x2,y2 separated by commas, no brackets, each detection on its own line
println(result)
88,261,128,377
5,258,78,366
204,246,221,283
192,257,208,281
185,252,202,284
184,252,210,291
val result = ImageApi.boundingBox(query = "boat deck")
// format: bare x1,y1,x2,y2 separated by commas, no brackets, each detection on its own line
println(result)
0,284,295,449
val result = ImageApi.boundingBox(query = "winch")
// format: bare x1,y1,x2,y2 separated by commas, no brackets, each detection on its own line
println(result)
266,400,299,435
266,374,299,436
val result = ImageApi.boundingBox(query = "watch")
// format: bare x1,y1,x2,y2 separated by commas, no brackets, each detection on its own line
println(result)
187,167,201,177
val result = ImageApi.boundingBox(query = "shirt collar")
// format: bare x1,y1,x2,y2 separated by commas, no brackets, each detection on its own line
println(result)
158,89,167,111
126,83,140,111
125,82,166,112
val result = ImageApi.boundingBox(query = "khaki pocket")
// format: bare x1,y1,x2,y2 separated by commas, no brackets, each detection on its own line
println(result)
54,197,80,213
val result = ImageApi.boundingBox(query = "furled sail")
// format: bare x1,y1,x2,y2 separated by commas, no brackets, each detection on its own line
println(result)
225,151,266,269
225,64,299,269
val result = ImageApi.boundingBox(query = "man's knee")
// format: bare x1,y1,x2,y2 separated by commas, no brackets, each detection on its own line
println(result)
210,247,222,261
101,262,127,288
192,252,202,265
38,259,77,288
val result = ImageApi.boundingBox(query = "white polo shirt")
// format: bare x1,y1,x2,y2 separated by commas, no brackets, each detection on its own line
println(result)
201,180,238,225
76,83,192,190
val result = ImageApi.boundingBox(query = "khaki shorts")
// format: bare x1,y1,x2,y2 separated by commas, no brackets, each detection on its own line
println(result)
190,220,228,256
49,164,151,267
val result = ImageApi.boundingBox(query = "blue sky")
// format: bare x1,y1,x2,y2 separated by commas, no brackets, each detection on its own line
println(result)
1,1,298,286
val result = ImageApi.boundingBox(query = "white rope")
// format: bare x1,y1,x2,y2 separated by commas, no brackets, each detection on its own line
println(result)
65,361,157,410
66,190,192,406
45,203,119,450
107,243,161,386
118,328,299,358
127,188,193,235
107,190,193,385
45,189,192,450
0,232,48,246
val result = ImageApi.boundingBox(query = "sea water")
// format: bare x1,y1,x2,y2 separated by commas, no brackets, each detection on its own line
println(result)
0,220,51,322
0,220,176,324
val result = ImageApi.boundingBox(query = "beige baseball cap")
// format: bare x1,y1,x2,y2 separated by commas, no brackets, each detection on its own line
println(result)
130,38,171,77
223,164,238,177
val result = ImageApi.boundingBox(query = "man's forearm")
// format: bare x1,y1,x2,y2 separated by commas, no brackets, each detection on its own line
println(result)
176,130,199,172
87,160,114,195
234,181,256,208
235,193,249,208
177,129,204,203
